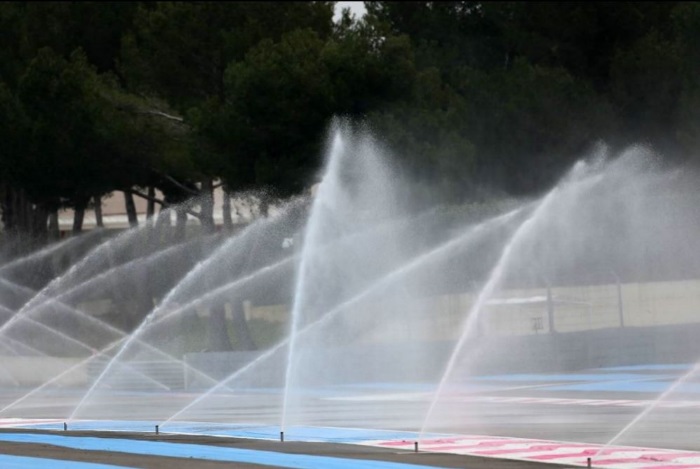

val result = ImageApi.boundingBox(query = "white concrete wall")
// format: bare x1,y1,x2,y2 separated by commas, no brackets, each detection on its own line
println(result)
0,356,87,386
9,278,700,386
247,278,700,342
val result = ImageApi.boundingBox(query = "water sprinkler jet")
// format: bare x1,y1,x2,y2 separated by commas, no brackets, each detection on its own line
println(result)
4,126,695,461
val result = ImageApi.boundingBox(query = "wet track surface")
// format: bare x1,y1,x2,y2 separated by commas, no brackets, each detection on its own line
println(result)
0,364,699,467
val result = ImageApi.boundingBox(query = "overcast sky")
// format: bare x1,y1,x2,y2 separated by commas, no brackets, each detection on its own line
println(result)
333,1,367,22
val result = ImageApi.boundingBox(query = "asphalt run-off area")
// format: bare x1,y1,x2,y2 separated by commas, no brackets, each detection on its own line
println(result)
3,364,700,468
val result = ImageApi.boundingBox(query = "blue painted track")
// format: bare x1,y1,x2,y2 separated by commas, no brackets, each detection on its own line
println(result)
0,454,131,469
0,433,452,469
473,372,672,382
11,421,443,443
546,380,700,393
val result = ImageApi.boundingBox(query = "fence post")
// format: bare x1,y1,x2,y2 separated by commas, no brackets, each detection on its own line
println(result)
617,278,624,328
612,270,624,328
547,284,556,333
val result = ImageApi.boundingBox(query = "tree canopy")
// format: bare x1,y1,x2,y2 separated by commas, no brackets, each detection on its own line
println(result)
1,1,699,238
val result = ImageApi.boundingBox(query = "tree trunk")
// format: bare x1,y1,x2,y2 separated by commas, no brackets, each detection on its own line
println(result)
103,242,129,331
222,189,233,231
23,193,33,233
230,300,256,350
15,188,27,233
2,185,19,233
200,177,215,233
72,197,88,235
31,204,49,242
72,207,84,234
132,263,154,331
147,186,155,219
94,195,103,228
124,191,138,228
48,209,59,240
175,206,187,242
8,187,32,235
260,195,270,218
1,186,10,232
206,302,233,351
153,204,169,240
2,187,58,241
155,205,171,228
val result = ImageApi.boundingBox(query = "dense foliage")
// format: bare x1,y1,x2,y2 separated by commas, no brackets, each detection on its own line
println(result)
1,1,697,238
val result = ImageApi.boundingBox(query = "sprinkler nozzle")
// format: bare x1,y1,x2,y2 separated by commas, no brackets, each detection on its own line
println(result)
587,457,592,468
414,441,419,452
280,431,284,442
63,422,67,431
155,425,159,435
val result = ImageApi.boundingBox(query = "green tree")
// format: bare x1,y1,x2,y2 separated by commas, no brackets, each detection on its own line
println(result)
121,2,334,110
451,59,615,194
120,2,335,229
15,48,113,224
20,2,139,74
369,66,476,208
366,1,508,73
1,45,190,235
671,2,700,159
609,30,682,154
218,29,335,195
